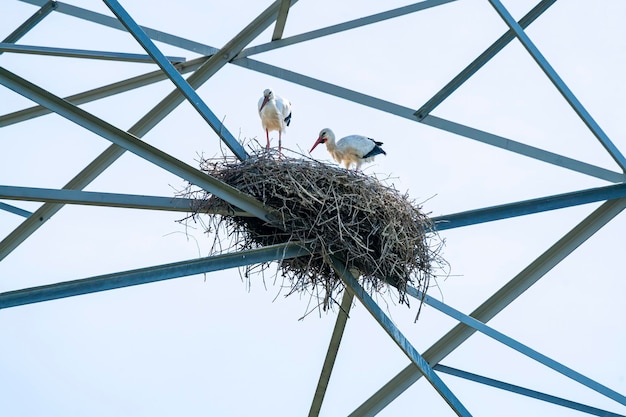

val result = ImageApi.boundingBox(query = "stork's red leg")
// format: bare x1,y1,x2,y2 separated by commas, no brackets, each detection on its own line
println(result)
265,129,270,149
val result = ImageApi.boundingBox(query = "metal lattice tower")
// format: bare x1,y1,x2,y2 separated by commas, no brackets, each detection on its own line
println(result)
1,1,625,416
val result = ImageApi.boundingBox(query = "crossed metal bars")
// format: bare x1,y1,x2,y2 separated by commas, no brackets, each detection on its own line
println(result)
1,1,625,415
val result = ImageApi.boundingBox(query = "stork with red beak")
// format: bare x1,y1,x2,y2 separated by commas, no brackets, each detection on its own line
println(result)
310,128,386,171
258,88,292,154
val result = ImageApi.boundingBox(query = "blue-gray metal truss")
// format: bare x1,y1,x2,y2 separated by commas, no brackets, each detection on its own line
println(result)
6,1,625,183
271,0,291,41
0,0,291,260
350,197,626,416
309,290,354,417
413,0,555,120
1,0,56,45
4,182,626,229
0,43,186,63
0,243,309,309
2,1,625,416
0,66,276,223
330,257,473,417
0,202,32,218
102,0,249,161
405,284,626,405
1,218,623,416
0,56,210,127
0,185,251,216
487,0,626,172
433,365,626,417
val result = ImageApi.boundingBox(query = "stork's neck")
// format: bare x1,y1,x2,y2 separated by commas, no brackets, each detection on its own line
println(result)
324,136,336,152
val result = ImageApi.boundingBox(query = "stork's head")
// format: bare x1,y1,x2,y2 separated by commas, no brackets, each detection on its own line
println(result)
259,88,273,111
310,128,335,153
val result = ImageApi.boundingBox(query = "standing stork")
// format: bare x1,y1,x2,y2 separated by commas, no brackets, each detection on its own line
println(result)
310,128,386,171
258,88,292,154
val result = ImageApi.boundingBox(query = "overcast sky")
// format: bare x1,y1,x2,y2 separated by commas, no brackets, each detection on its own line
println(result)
1,1,625,416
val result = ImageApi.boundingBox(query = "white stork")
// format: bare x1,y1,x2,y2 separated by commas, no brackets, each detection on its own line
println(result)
258,88,292,154
310,128,386,171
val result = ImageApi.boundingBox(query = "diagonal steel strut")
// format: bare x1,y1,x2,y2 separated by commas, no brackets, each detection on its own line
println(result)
272,0,292,41
308,290,354,417
1,0,57,45
0,243,309,309
434,364,626,417
103,0,248,161
330,257,472,417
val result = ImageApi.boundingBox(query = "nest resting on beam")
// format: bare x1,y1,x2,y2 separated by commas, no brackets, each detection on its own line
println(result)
183,150,444,312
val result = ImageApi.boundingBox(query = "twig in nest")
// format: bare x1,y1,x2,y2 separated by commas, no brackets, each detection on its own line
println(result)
180,148,446,317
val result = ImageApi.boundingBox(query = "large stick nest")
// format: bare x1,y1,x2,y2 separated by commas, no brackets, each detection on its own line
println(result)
182,149,444,312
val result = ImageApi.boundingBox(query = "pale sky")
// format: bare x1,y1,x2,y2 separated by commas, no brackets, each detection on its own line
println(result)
1,1,625,416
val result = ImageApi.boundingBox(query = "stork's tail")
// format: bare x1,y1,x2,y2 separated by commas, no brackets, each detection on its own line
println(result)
364,142,386,158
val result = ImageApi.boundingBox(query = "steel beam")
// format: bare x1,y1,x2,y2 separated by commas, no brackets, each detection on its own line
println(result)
239,0,458,59
407,286,626,405
6,181,625,229
271,0,291,41
414,0,556,119
0,43,185,63
349,197,626,416
0,243,309,309
308,290,354,417
0,67,275,223
432,182,626,231
420,115,626,183
487,0,626,172
2,0,56,44
0,202,32,218
330,257,472,416
434,365,626,417
0,185,254,216
103,0,248,161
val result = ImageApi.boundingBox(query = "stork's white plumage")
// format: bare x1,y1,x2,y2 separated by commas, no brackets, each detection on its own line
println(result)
310,128,386,171
258,88,292,153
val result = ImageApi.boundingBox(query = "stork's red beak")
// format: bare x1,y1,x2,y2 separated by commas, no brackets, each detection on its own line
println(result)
259,96,269,111
310,137,323,153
